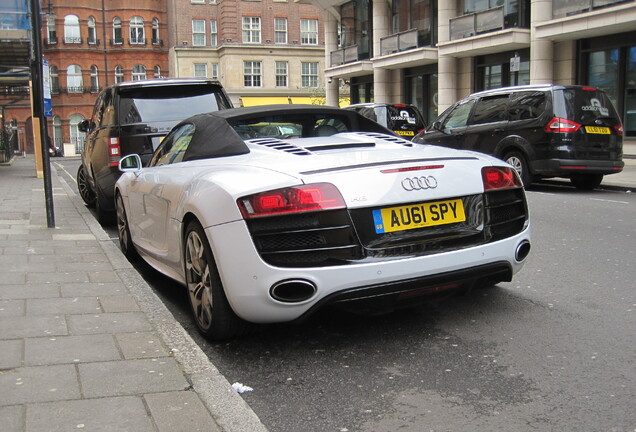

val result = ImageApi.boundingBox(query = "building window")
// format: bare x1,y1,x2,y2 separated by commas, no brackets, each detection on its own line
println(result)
211,63,219,80
64,15,81,44
66,65,83,93
242,17,261,43
301,19,318,45
194,63,207,77
154,65,161,78
301,62,318,88
90,65,99,92
113,17,123,44
274,18,287,44
53,116,62,148
191,0,205,3
49,66,59,93
130,16,144,44
244,61,262,87
47,15,57,44
275,61,288,87
192,19,206,46
115,65,124,83
69,114,85,153
152,18,160,44
87,16,97,44
132,64,146,81
210,20,217,46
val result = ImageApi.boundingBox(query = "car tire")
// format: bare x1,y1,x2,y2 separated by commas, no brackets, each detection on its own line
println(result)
184,220,248,340
504,151,532,187
77,165,96,207
115,193,139,261
570,174,603,190
94,185,115,226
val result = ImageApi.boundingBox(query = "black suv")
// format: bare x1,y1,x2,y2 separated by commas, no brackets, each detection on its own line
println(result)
77,78,233,223
413,85,624,189
342,103,426,140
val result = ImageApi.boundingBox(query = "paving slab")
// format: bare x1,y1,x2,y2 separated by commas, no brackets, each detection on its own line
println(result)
78,358,189,398
145,391,222,432
25,396,155,432
24,334,121,366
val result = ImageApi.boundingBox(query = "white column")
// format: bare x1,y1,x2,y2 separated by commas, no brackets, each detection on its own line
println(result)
372,0,391,103
437,1,458,112
324,11,340,107
530,0,554,84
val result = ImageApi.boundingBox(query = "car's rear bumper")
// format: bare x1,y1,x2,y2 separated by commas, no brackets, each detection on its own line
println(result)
531,158,624,177
206,220,531,324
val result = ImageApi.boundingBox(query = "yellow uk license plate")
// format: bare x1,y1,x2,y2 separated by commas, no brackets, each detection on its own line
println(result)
584,126,610,134
372,199,466,234
395,130,415,136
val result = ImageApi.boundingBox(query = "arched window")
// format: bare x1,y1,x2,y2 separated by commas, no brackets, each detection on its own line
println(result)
66,65,83,93
69,114,85,153
113,17,122,44
152,18,160,44
64,15,80,44
132,64,146,81
90,65,99,92
87,16,97,44
154,65,161,78
130,16,144,44
52,116,62,148
49,65,59,93
114,65,124,83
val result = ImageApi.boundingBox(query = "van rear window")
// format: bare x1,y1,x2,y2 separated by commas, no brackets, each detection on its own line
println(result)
118,85,231,125
555,88,619,123
385,106,425,130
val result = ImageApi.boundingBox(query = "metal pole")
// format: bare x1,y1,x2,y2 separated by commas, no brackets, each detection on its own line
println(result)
30,0,55,228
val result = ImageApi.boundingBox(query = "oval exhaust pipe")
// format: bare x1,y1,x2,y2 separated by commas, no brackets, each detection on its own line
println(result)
270,279,317,303
515,240,531,262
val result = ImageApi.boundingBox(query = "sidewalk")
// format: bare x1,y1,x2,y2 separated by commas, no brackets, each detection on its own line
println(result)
0,157,268,432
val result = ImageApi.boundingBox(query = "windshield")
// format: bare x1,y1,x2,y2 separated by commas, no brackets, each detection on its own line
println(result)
118,85,231,125
555,88,620,124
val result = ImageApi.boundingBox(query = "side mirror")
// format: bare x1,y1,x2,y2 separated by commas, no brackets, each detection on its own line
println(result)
119,154,142,173
431,121,442,131
77,119,94,133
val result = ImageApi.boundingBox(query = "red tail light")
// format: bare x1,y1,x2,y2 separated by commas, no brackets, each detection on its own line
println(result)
482,167,522,191
615,124,624,136
108,137,121,167
545,117,581,133
238,183,346,219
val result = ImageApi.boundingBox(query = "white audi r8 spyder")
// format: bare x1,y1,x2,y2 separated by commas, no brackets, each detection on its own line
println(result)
115,105,531,340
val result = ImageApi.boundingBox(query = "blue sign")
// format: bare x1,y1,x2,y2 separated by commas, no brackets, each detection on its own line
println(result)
43,58,52,117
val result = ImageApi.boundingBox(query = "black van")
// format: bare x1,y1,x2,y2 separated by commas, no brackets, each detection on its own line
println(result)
77,78,233,223
413,85,624,189
342,103,426,140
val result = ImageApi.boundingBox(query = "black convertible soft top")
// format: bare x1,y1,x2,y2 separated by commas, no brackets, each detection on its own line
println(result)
177,105,395,162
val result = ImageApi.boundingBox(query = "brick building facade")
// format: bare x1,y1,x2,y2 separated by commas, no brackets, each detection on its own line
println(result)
1,0,168,155
167,0,327,106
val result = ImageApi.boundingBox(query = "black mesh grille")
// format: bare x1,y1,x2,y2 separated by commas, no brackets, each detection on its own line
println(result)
484,188,528,242
245,210,362,267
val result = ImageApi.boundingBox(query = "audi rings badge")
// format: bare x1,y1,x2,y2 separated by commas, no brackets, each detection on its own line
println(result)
401,176,438,191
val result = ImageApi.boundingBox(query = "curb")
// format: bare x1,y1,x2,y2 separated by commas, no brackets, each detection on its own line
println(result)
54,165,269,432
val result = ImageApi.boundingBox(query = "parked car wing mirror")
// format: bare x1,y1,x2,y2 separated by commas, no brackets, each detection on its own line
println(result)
431,121,443,132
77,119,95,133
119,154,142,174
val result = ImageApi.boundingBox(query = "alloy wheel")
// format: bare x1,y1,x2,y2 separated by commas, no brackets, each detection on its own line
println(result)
77,166,96,207
185,230,214,331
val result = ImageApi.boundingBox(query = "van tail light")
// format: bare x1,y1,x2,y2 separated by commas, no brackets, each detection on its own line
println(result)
545,117,581,133
238,183,346,219
614,124,624,136
482,167,522,191
108,137,121,167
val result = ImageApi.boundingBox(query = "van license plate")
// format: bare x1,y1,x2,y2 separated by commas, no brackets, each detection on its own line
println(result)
372,199,466,234
395,130,415,136
585,126,610,134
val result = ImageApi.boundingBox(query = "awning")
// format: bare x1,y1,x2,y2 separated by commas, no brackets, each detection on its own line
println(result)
240,96,292,107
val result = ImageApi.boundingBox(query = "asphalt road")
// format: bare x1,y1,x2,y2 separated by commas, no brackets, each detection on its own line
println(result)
54,157,636,432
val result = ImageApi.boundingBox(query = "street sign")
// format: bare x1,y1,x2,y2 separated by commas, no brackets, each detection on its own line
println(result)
510,55,521,72
43,58,52,117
